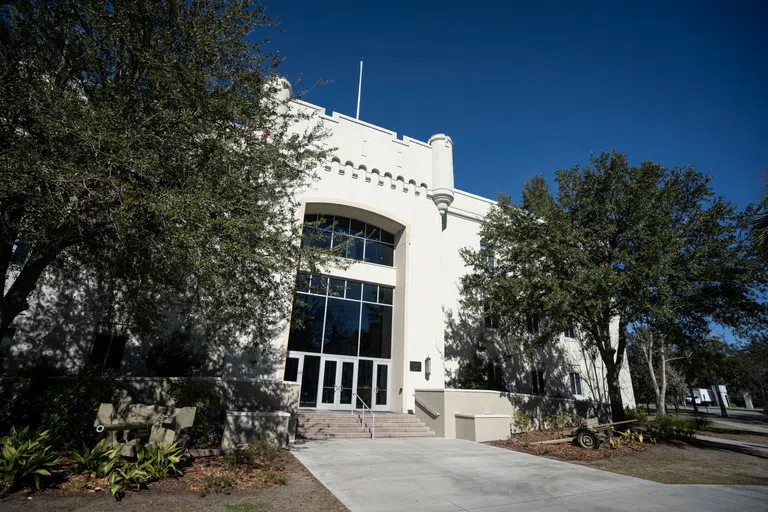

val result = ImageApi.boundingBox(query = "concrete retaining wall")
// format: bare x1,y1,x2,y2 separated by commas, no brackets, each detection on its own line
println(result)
222,411,291,448
455,413,511,442
415,388,611,439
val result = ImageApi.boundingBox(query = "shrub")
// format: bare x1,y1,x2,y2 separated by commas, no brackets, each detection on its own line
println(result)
71,438,120,478
108,462,148,501
648,415,696,441
569,412,584,426
623,406,648,423
203,474,236,495
0,366,121,449
543,411,572,430
691,415,711,431
225,438,284,472
513,411,531,432
146,329,208,377
136,442,185,480
168,381,224,448
0,427,60,493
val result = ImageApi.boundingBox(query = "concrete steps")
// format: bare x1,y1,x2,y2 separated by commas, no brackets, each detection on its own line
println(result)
297,412,435,440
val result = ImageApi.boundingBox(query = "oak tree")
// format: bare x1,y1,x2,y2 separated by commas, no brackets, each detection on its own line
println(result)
461,151,767,420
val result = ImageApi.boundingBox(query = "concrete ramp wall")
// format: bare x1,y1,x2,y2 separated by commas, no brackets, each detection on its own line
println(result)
414,388,610,439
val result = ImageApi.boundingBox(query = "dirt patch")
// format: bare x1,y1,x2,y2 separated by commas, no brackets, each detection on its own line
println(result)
488,430,645,461
0,452,348,512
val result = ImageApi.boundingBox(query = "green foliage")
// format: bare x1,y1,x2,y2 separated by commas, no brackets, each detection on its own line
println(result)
648,415,696,441
623,406,649,424
257,470,287,486
0,0,344,341
0,427,60,492
618,428,646,450
460,152,768,421
225,438,284,472
0,367,121,449
136,442,185,480
168,381,224,448
71,438,120,478
690,415,711,431
570,412,584,425
543,411,572,430
203,474,236,495
146,328,208,377
514,411,531,432
107,463,148,501
608,437,621,449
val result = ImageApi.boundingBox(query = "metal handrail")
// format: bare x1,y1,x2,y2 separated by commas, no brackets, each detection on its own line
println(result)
414,397,441,419
351,393,375,439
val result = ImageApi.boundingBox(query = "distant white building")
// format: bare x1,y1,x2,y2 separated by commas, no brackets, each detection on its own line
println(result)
2,79,636,416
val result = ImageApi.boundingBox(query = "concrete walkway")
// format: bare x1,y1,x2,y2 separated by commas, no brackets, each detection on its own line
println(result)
292,438,768,512
710,418,768,435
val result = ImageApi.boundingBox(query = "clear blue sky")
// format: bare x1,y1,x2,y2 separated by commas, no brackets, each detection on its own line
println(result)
265,0,767,210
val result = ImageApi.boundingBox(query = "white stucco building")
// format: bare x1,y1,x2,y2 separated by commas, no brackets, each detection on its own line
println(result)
1,80,635,420
274,82,636,415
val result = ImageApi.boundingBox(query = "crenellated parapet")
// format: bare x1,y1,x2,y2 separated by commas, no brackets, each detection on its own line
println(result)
289,100,458,213
321,156,430,197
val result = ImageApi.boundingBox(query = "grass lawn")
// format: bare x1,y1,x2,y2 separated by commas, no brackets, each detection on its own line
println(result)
490,430,768,486
578,442,768,485
0,452,348,512
700,422,768,446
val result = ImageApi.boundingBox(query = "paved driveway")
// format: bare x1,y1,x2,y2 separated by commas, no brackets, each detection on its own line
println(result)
292,438,767,512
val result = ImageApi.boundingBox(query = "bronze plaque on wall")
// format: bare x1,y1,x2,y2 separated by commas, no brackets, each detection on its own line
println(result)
410,361,422,372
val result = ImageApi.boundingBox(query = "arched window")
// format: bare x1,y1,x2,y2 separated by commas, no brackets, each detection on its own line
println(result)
301,214,395,266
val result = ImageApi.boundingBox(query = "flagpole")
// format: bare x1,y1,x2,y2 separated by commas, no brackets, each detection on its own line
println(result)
356,59,363,120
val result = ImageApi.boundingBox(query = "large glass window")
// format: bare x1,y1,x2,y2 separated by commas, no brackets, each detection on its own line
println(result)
302,214,395,267
287,272,393,359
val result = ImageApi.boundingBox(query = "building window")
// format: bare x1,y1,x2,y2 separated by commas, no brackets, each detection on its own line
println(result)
527,314,540,336
288,272,393,359
564,323,577,339
570,372,582,396
302,214,395,267
88,332,128,372
483,301,498,330
531,369,545,395
284,357,299,382
479,242,495,271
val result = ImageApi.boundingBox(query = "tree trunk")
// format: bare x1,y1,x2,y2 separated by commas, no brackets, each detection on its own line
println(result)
656,342,668,417
605,362,625,421
687,381,699,413
1,250,58,331
711,376,728,418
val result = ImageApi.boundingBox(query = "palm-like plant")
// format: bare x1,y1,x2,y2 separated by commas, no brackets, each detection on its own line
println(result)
0,427,60,493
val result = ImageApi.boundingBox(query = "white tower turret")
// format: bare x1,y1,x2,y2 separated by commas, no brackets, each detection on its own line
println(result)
428,134,455,216
262,76,292,121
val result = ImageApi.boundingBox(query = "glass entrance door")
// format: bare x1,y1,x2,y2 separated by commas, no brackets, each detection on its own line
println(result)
355,359,390,411
318,356,356,410
290,352,390,411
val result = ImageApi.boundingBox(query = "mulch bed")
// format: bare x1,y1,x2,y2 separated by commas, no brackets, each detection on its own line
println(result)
22,450,293,498
488,429,648,461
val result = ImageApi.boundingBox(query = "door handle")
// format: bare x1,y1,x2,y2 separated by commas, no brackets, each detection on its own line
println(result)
373,387,378,393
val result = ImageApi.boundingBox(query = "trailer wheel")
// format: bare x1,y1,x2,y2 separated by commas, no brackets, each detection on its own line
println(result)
577,430,599,449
